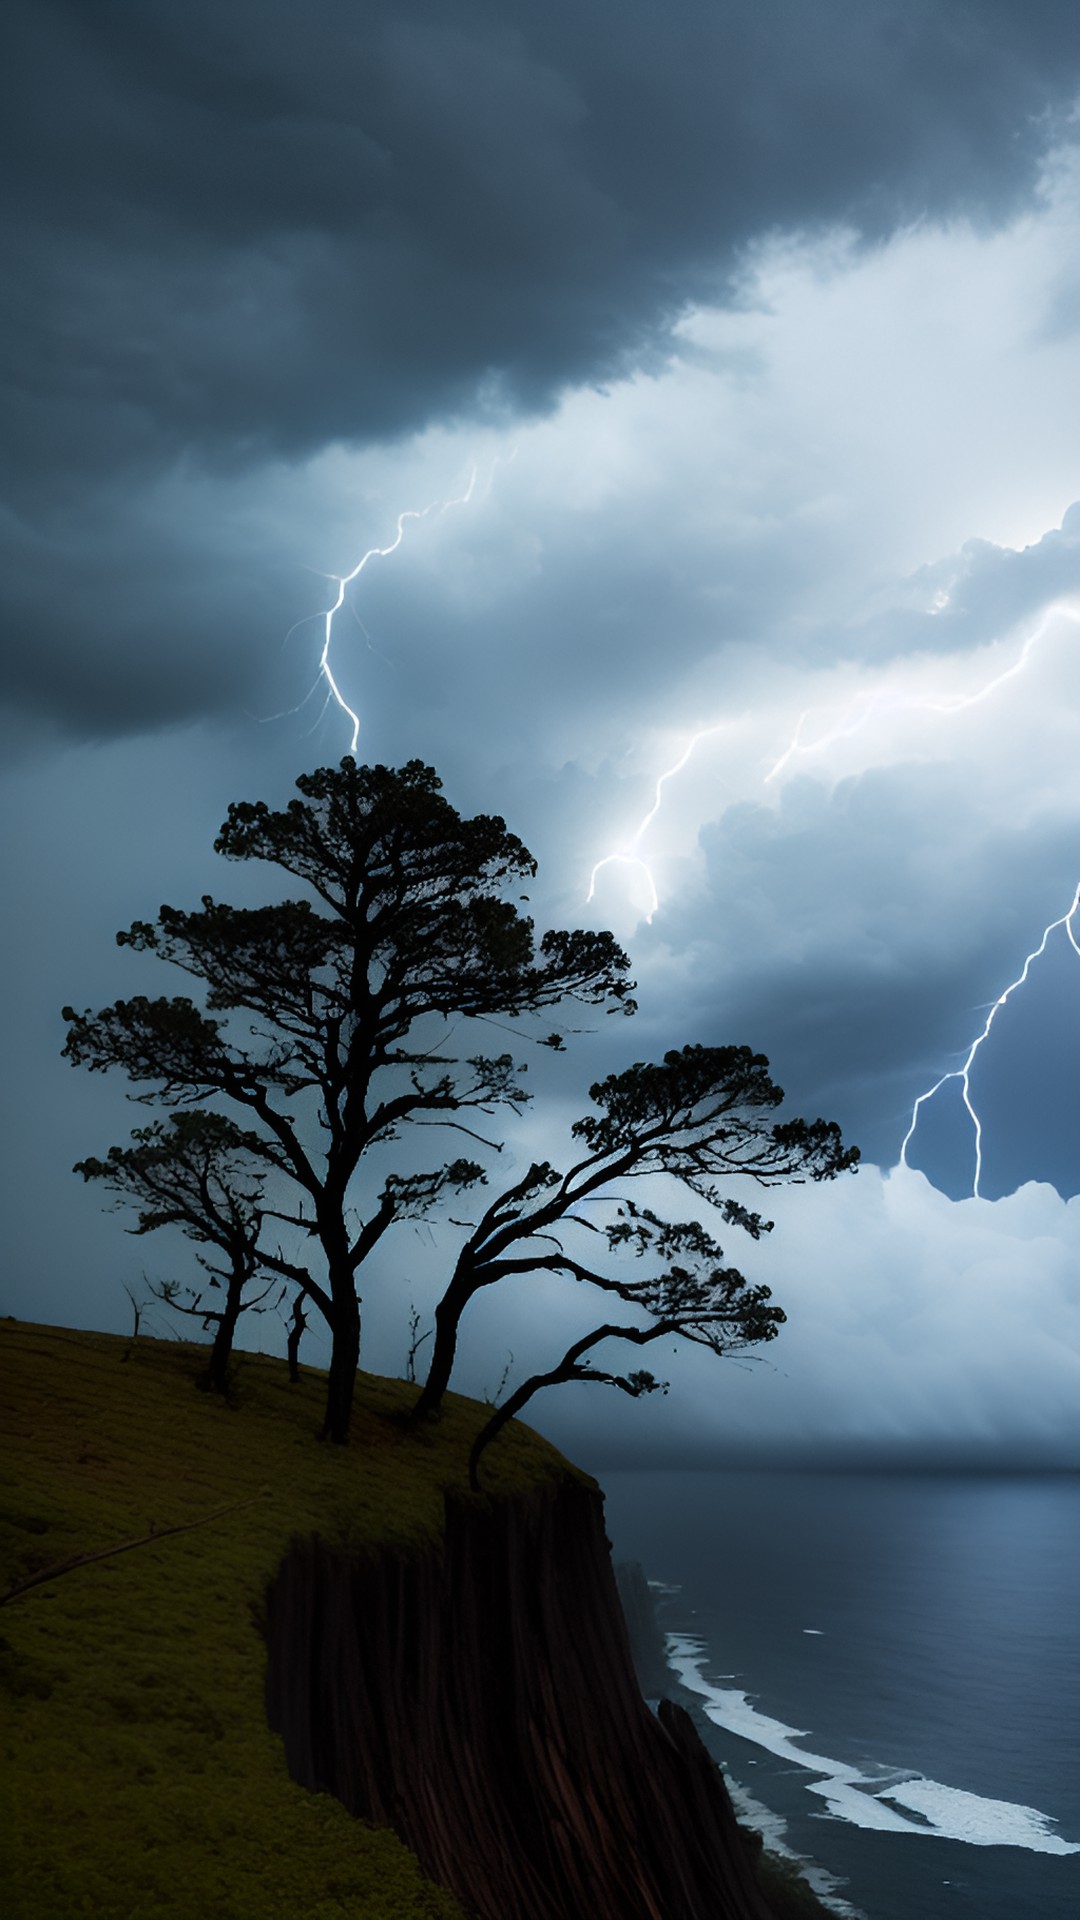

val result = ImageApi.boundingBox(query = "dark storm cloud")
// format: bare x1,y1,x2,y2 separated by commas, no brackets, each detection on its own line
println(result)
0,498,299,737
5,0,1080,737
7,0,1080,485
636,762,1080,1183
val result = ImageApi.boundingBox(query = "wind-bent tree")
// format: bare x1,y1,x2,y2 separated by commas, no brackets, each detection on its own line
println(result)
74,1110,273,1394
408,1043,857,1461
63,760,634,1442
467,1209,784,1489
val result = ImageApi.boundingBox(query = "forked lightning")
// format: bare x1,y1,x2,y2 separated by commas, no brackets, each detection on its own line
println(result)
585,601,1080,1178
311,468,477,754
900,885,1080,1197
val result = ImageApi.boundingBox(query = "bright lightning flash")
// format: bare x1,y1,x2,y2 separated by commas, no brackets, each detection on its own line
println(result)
588,601,1077,921
586,725,731,921
585,598,1080,1188
764,610,1065,785
310,468,477,754
899,886,1080,1198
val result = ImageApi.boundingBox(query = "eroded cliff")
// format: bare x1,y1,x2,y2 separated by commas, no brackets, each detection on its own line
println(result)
264,1477,776,1920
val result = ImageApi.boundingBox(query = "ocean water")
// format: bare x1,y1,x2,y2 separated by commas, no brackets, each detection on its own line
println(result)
600,1468,1080,1920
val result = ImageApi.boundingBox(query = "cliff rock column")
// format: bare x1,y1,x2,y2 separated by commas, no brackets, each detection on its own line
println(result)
264,1479,775,1920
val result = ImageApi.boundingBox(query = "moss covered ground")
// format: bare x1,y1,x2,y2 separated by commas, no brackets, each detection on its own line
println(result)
0,1319,579,1920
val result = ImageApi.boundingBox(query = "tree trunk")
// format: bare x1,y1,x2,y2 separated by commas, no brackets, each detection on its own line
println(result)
286,1291,307,1385
201,1292,242,1395
321,1293,360,1443
468,1378,535,1490
411,1286,468,1421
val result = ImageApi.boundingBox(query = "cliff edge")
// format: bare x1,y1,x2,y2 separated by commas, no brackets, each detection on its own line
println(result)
266,1477,774,1920
3,1321,785,1919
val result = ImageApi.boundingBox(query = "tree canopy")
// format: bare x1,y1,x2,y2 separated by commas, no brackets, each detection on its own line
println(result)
64,758,857,1460
64,760,635,1441
405,1043,857,1477
74,1110,273,1393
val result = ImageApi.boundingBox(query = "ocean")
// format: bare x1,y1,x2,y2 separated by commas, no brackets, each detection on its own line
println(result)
600,1468,1080,1920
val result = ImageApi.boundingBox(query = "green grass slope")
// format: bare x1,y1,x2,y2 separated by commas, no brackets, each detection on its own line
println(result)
0,1320,580,1920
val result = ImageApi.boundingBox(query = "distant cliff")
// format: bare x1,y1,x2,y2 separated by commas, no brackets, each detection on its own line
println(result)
616,1557,676,1700
264,1477,776,1920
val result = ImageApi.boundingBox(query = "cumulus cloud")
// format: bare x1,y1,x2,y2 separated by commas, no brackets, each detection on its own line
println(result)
524,1166,1080,1468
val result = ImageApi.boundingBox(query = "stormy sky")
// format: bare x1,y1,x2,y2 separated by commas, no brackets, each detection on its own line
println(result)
4,0,1080,1466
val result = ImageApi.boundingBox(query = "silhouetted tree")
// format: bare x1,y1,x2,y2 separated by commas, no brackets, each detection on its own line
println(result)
401,1043,856,1478
74,1111,271,1394
64,761,633,1442
467,1233,777,1491
415,1043,855,1427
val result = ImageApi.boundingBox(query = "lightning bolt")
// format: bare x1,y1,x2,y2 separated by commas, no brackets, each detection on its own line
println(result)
588,600,1076,918
764,611,1061,784
586,725,732,922
301,467,478,755
899,885,1080,1197
764,692,890,786
584,597,1080,1194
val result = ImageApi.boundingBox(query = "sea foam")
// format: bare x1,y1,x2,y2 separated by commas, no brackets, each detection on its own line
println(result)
667,1634,1080,1857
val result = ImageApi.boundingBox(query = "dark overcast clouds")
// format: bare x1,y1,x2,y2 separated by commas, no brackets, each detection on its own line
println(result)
4,0,1080,1463
6,0,1080,733
8,0,1080,473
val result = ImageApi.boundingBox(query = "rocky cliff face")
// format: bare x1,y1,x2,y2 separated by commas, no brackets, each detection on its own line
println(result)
264,1477,776,1920
615,1558,677,1701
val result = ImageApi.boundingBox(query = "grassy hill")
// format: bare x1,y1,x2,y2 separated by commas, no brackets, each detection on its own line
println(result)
0,1319,579,1920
